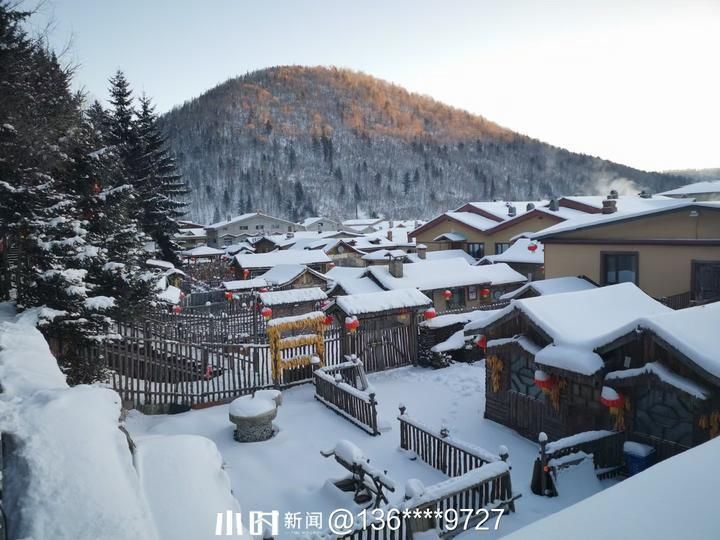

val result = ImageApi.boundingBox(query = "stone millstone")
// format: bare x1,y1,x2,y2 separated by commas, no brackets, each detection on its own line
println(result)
229,396,278,443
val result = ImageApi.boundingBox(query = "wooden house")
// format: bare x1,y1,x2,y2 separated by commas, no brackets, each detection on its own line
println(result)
321,239,368,267
467,283,672,441
367,257,527,311
327,288,432,371
602,302,720,460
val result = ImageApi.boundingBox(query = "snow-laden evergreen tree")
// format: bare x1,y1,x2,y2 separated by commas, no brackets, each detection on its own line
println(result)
134,94,188,264
0,3,159,382
105,74,187,264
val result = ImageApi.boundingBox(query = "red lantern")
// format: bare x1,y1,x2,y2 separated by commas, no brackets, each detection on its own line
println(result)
243,268,250,279
323,314,334,326
260,306,273,321
527,243,538,252
600,386,624,409
259,287,269,293
442,289,452,300
172,305,182,314
345,316,359,333
224,291,233,301
480,287,491,298
424,308,437,320
534,370,554,390
476,335,487,349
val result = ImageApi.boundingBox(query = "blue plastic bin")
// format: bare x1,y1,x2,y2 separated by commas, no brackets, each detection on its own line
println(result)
624,446,656,476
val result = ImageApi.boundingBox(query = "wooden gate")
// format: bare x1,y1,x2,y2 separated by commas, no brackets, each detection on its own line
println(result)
345,324,416,372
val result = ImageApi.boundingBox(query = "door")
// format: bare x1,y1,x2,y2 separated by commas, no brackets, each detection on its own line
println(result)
692,261,720,303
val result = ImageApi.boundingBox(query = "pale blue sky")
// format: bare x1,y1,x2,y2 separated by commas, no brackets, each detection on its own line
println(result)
32,0,720,171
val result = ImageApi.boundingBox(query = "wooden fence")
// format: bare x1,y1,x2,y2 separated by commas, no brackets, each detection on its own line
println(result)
102,322,416,409
345,324,416,373
341,413,517,540
398,408,502,477
314,362,379,436
542,430,625,474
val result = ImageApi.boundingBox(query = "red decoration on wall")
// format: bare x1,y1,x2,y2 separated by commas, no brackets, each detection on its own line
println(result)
172,305,182,314
323,314,334,326
476,335,487,349
344,316,360,333
424,308,437,320
260,307,273,320
534,370,554,390
480,288,491,298
243,268,251,279
527,243,538,252
442,289,452,300
224,291,233,301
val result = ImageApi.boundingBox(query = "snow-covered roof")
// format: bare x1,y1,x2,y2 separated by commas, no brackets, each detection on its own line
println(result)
463,200,549,221
225,242,255,255
659,180,720,196
259,264,307,285
500,276,597,300
234,250,330,269
361,249,407,261
299,216,338,227
259,287,327,306
368,258,527,291
445,211,499,231
206,211,296,230
606,362,711,399
334,277,384,295
505,436,720,540
325,266,368,280
474,283,671,374
222,278,268,291
181,245,225,257
527,200,699,240
335,288,431,315
480,238,544,265
433,231,467,242
341,218,383,227
637,301,720,382
157,285,182,305
146,258,175,270
406,249,476,264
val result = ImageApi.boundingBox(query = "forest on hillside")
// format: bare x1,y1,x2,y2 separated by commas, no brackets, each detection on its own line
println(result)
161,66,689,224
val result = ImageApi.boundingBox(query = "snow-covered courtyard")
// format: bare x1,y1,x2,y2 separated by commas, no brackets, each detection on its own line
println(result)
126,362,615,538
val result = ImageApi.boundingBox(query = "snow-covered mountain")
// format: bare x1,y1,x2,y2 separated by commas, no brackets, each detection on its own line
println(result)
161,66,690,224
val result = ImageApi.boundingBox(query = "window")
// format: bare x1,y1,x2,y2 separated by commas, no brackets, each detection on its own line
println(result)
467,286,478,301
602,252,638,285
466,242,485,258
255,224,264,230
444,288,465,309
272,224,279,229
238,225,248,230
495,243,511,254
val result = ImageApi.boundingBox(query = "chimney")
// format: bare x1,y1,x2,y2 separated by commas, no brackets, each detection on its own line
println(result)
416,244,427,260
548,198,559,211
608,190,619,200
639,190,652,199
508,205,517,217
387,230,393,241
389,257,404,278
602,198,618,214
526,202,535,211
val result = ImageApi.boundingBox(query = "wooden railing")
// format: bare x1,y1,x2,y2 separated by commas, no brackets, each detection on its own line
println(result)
340,414,517,540
398,408,501,477
542,430,625,472
314,361,379,436
436,300,510,316
657,291,692,310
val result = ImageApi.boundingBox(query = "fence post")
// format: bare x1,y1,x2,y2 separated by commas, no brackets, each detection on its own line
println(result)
538,431,549,496
498,445,514,512
369,392,379,435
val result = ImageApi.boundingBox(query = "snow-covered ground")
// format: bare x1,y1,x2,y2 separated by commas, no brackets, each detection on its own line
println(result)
127,362,615,538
